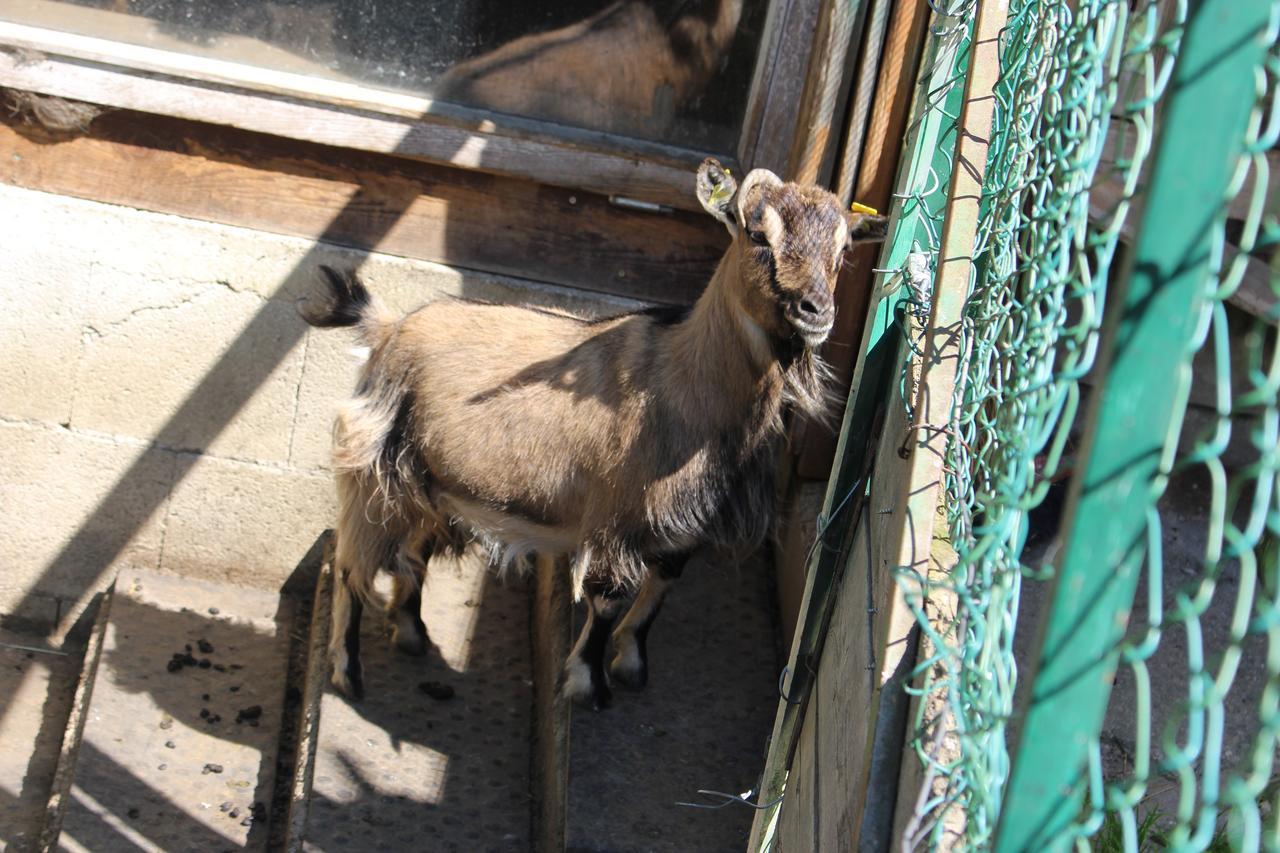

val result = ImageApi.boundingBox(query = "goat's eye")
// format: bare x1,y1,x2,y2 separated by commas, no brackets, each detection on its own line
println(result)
748,230,769,246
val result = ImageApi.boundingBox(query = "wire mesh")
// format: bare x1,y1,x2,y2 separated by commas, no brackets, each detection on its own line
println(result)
883,0,1280,848
1065,4,1280,849
905,0,1190,846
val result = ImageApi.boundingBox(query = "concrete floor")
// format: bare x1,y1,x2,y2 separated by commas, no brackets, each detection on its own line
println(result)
567,551,779,853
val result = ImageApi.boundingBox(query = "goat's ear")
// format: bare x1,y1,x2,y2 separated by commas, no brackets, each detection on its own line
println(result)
696,158,739,235
735,169,783,232
847,210,890,245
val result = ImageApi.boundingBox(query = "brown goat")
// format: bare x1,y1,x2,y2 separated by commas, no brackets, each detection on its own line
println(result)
437,0,743,140
300,159,887,708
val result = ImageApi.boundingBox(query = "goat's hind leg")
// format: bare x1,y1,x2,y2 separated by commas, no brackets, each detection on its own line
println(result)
610,552,688,690
388,530,432,656
328,471,396,700
563,581,625,711
330,565,367,699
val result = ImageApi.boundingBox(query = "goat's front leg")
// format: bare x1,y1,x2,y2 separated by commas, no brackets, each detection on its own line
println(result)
609,552,688,690
563,585,625,711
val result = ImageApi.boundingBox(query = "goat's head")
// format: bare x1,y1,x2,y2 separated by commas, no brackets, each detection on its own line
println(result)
697,158,888,348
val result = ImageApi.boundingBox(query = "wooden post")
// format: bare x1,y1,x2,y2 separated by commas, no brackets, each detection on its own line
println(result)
530,553,572,852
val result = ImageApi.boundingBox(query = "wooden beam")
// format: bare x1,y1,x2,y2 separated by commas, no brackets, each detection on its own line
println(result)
740,0,823,174
284,542,334,853
787,0,866,186
0,20,719,212
0,109,726,304
38,587,112,853
833,0,892,205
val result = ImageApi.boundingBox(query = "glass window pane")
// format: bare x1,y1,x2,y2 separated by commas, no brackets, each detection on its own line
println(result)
1,0,770,152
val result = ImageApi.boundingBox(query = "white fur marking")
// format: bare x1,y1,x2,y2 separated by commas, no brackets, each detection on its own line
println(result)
563,658,594,703
329,641,354,694
735,307,774,369
762,205,785,245
611,637,643,679
437,492,577,582
564,599,599,702
831,218,848,265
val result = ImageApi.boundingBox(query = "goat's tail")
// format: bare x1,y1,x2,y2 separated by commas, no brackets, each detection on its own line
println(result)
298,266,398,350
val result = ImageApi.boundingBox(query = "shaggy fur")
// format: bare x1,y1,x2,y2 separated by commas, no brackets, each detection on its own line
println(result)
301,159,888,704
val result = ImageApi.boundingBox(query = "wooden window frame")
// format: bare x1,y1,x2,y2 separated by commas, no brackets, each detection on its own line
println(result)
0,0,816,211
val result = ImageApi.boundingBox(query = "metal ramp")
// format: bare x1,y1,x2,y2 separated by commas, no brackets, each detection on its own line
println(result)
2,537,778,852
45,569,293,853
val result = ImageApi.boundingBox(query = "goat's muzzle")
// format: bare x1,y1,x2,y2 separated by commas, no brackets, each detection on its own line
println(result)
784,286,835,347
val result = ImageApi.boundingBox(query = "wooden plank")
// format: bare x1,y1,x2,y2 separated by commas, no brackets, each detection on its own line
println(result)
793,0,933,480
0,109,726,305
812,520,872,849
851,0,935,216
738,0,799,170
787,0,865,186
284,550,332,853
0,25,720,212
833,0,891,204
743,0,823,175
890,502,962,851
530,554,571,853
776,695,820,852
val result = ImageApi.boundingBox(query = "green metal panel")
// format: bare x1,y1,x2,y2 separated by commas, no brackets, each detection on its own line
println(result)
994,1,1277,850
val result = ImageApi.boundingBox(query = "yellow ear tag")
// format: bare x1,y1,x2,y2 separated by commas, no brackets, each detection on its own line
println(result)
850,201,879,216
707,167,734,207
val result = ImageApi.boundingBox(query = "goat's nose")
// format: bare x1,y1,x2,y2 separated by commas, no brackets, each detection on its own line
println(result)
795,287,833,319
798,297,823,318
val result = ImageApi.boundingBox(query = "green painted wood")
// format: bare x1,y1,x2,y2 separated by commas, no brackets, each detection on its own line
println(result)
994,1,1276,850
750,6,977,845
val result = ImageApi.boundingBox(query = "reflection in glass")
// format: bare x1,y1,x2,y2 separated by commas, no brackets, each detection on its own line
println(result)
2,0,768,151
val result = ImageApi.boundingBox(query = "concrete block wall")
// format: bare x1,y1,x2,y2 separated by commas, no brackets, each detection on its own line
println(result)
0,183,638,634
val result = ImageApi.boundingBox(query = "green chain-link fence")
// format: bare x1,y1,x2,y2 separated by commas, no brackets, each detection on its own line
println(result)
875,0,1279,849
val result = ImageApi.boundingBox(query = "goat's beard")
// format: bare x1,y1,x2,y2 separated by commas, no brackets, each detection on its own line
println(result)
780,341,839,428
